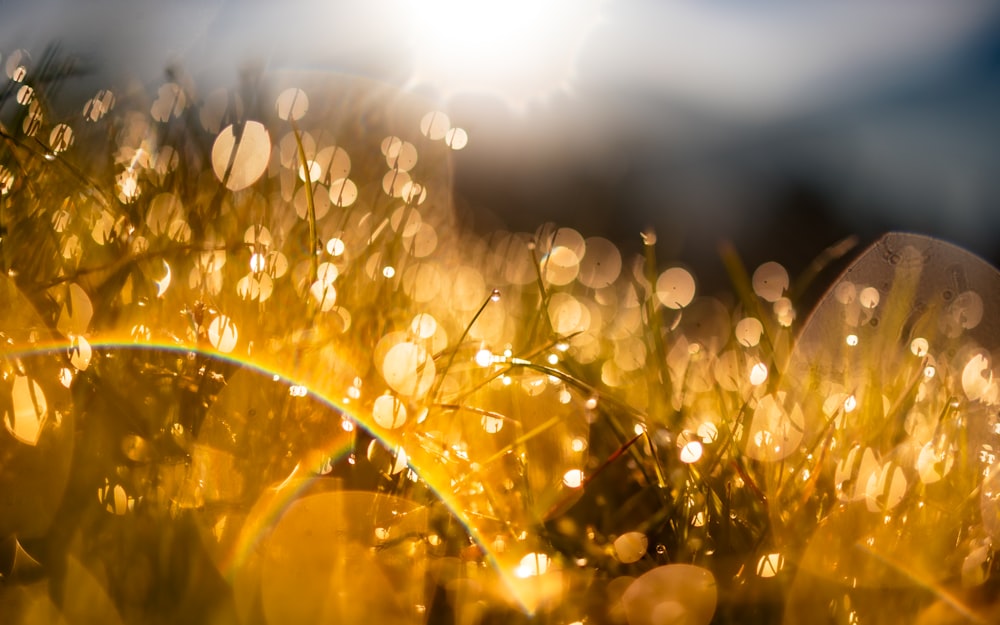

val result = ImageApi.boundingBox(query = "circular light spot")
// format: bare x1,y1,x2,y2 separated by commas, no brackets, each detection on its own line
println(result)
962,353,992,401
294,185,331,221
910,337,929,357
328,177,358,207
391,206,423,237
211,121,271,191
548,293,586,335
275,87,309,121
420,111,451,140
475,349,493,367
950,291,985,330
697,422,718,444
843,394,858,413
577,237,621,289
383,169,412,197
680,441,703,464
749,362,768,386
67,335,92,371
117,170,141,203
543,246,580,286
613,532,648,564
410,314,438,339
372,394,407,429
16,85,34,105
656,268,695,309
734,317,764,348
382,341,436,397
315,262,338,286
753,262,788,302
0,166,14,196
756,553,784,578
150,83,186,121
49,123,74,153
306,145,351,184
237,274,261,301
309,281,337,311
207,315,238,353
405,224,438,258
563,469,583,488
859,287,880,309
445,127,468,150
385,140,418,171
834,281,856,304
482,415,504,433
326,238,346,257
622,564,717,625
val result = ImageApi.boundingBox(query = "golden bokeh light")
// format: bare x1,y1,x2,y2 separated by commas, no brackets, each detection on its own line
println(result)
0,44,998,625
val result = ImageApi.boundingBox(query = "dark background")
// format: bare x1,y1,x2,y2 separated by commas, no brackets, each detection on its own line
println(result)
3,0,1000,295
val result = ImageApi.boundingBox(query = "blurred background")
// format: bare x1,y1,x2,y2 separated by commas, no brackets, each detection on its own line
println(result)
3,0,1000,294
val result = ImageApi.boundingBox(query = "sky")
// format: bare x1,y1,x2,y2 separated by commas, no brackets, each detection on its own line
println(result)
2,0,1000,289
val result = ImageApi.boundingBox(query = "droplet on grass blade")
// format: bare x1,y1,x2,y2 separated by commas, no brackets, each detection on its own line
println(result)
147,193,184,236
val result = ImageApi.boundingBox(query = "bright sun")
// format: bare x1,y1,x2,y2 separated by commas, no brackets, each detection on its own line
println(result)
406,0,604,107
